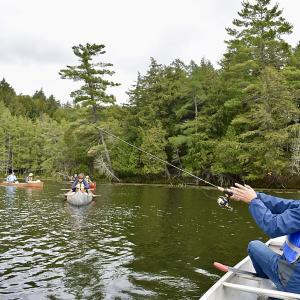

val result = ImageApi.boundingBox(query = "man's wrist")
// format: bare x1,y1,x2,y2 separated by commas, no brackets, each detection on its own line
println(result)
248,197,259,205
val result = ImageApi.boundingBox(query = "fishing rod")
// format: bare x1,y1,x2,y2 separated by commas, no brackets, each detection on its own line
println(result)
98,127,233,207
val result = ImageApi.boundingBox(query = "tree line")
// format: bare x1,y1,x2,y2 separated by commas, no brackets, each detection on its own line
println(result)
0,0,299,187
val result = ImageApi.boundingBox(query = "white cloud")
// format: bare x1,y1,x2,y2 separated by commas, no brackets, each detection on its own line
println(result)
0,0,299,104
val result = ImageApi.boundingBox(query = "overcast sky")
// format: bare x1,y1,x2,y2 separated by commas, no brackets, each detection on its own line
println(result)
0,0,299,104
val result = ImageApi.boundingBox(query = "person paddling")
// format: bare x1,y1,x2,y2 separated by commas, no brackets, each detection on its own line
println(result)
85,175,92,184
228,183,300,294
71,173,89,192
71,173,77,181
25,173,34,182
6,172,18,183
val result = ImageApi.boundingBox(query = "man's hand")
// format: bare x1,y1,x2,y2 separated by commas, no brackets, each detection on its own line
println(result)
228,183,257,204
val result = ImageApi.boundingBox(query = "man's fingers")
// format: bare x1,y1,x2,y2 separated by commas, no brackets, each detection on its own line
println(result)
230,187,244,193
244,184,253,190
234,183,248,190
228,188,244,198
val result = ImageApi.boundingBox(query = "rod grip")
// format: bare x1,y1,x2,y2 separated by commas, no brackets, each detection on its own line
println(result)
223,189,233,196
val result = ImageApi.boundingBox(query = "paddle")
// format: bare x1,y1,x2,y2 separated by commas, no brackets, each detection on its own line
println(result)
213,262,259,277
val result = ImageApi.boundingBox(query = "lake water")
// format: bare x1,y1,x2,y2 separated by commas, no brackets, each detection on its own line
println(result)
0,182,299,299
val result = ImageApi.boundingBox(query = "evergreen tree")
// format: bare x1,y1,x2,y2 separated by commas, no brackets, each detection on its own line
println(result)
59,43,119,118
170,59,221,179
219,0,294,133
284,42,300,107
59,43,120,179
223,0,293,71
215,67,299,182
140,124,168,175
0,79,16,107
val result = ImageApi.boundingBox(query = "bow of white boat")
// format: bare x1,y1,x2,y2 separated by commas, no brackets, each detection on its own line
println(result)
200,237,300,300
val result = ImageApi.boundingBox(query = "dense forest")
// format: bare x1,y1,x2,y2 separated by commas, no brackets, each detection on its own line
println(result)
0,0,299,187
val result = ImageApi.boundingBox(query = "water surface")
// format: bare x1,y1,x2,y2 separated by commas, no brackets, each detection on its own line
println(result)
0,182,299,299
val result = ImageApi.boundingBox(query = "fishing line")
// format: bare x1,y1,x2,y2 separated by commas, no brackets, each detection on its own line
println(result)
98,127,221,189
98,127,234,209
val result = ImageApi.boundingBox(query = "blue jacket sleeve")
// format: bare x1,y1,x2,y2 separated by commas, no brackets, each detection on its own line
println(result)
71,179,78,192
249,198,300,238
256,192,300,213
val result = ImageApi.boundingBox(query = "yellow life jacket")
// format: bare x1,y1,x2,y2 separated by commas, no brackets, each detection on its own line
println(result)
76,182,85,191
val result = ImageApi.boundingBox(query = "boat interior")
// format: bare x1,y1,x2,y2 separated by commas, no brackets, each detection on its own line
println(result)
200,236,300,300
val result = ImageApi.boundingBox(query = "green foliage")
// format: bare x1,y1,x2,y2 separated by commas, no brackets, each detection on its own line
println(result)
59,43,120,119
0,0,299,186
140,124,168,175
59,43,121,180
224,0,292,70
245,67,299,130
0,80,61,120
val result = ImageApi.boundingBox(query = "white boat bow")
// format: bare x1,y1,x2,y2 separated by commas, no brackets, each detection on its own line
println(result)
200,236,300,300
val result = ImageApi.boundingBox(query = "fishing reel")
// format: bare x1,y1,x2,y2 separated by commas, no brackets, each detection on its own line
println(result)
217,189,234,211
217,196,233,211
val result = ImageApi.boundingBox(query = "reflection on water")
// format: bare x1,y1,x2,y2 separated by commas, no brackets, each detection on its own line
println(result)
64,201,95,230
0,183,299,299
4,186,16,200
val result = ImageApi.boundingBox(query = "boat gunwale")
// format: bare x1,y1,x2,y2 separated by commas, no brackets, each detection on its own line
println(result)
66,191,94,206
0,181,44,188
200,236,300,299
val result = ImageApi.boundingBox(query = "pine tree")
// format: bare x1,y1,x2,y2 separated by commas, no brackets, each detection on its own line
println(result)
223,0,293,71
59,43,120,179
59,43,119,118
0,79,16,107
140,124,168,175
219,0,294,132
284,43,300,107
216,67,299,181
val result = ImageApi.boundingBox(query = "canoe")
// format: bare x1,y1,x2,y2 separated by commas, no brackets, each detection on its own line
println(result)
66,191,94,206
200,236,300,300
89,182,96,190
0,181,44,188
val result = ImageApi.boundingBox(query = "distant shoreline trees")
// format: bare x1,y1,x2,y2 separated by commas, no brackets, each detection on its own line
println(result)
0,0,299,187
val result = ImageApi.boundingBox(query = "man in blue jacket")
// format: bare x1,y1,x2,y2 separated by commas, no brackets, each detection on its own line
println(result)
71,173,89,192
228,183,300,294
6,172,18,183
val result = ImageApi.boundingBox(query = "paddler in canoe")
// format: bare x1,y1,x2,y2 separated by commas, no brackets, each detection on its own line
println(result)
6,172,18,183
85,175,96,190
85,175,92,184
0,172,43,188
66,173,93,206
24,173,43,187
25,173,34,182
228,183,300,295
71,173,90,192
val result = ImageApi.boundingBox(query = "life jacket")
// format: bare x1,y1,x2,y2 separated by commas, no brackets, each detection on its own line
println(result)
76,182,86,192
283,232,300,263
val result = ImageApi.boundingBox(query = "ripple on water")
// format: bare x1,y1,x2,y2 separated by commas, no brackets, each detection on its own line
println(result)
0,183,280,299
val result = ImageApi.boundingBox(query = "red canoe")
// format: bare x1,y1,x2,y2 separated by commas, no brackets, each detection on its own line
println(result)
89,182,96,190
0,181,44,188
